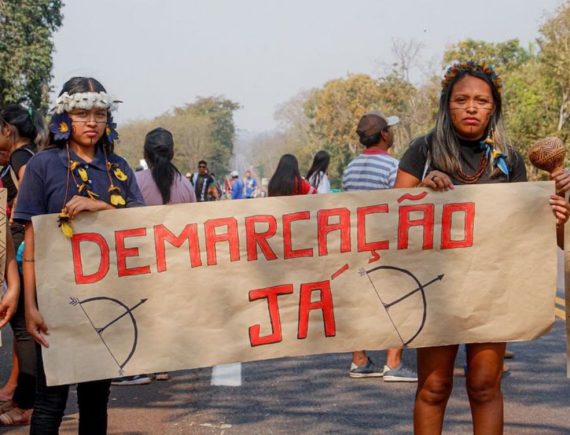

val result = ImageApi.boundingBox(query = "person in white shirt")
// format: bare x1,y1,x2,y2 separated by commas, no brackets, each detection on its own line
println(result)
306,150,331,194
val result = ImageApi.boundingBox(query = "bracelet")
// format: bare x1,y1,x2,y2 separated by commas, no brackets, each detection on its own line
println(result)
23,258,35,263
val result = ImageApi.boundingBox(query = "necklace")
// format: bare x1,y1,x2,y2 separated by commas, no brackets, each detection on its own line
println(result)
58,143,128,238
455,152,489,184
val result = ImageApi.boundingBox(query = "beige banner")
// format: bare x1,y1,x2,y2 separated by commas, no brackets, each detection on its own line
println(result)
33,182,557,386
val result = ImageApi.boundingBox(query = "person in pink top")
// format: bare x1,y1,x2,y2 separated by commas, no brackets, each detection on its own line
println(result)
135,128,196,206
122,127,196,386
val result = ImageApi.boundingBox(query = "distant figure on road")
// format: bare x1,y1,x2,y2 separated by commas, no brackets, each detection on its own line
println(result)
244,170,258,198
191,160,218,202
230,170,244,199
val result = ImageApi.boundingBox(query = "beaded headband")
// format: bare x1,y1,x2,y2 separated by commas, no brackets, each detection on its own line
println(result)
441,60,502,94
53,91,121,114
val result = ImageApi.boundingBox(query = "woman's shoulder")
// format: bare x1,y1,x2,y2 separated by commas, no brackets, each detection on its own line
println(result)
11,143,37,158
506,145,527,180
506,145,524,159
407,132,432,153
107,152,131,167
27,147,61,166
134,168,151,182
398,132,433,180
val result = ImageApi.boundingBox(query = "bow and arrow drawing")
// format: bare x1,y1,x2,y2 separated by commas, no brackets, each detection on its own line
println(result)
69,296,148,375
361,264,444,346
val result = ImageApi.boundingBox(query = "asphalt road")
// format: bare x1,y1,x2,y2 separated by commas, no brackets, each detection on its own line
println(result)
0,317,568,434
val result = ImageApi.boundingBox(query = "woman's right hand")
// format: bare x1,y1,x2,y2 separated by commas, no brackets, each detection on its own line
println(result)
26,307,49,347
0,287,19,328
63,195,113,219
420,170,455,191
551,168,570,195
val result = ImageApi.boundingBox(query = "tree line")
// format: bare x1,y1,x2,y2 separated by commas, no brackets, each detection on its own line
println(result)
247,1,570,185
1,1,568,183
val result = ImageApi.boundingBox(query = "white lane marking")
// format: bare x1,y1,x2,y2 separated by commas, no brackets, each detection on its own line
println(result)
211,363,242,386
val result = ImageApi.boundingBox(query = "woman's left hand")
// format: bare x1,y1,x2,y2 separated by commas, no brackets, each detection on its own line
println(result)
551,168,570,194
550,194,570,225
63,195,113,219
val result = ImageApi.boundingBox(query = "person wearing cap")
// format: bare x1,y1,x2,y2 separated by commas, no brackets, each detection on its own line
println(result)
230,170,245,199
342,111,418,383
191,160,217,202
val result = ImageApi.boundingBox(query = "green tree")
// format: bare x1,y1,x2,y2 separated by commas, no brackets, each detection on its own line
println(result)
502,58,559,179
304,74,387,183
118,111,215,175
0,0,64,112
273,89,319,174
443,38,532,73
181,97,240,176
538,1,570,136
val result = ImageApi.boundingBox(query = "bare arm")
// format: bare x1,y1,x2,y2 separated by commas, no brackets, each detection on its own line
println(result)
0,227,20,328
23,222,49,347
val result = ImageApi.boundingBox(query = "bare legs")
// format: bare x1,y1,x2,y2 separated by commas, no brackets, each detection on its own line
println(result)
414,343,505,435
466,343,505,435
414,345,458,434
0,343,19,400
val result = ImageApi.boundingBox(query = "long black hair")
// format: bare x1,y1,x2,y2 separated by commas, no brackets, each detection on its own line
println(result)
144,127,180,204
0,103,46,149
306,150,330,189
268,154,302,197
49,77,115,154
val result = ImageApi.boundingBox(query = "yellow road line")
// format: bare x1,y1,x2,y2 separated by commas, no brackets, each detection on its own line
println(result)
555,307,566,320
556,296,566,307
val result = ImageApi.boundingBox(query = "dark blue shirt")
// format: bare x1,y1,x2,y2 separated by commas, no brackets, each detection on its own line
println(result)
14,146,144,222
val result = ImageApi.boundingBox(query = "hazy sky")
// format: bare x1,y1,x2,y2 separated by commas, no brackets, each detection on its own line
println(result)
52,0,562,133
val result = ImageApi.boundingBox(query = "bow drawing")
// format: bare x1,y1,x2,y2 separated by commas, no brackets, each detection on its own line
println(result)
363,265,443,346
70,296,148,375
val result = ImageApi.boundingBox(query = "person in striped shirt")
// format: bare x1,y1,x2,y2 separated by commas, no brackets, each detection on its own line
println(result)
342,111,399,191
342,111,417,383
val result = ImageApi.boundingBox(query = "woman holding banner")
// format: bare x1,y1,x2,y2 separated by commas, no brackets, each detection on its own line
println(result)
395,61,570,434
13,77,144,434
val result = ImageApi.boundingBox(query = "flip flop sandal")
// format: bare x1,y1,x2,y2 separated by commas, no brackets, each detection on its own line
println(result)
0,407,31,426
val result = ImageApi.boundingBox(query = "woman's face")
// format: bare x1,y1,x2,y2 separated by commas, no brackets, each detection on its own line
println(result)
449,75,495,140
68,107,107,148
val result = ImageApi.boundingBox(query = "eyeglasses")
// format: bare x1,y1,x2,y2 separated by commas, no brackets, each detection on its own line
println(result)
450,97,494,110
68,110,108,123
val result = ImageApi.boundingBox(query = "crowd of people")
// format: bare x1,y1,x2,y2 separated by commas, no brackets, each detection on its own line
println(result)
0,60,569,434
